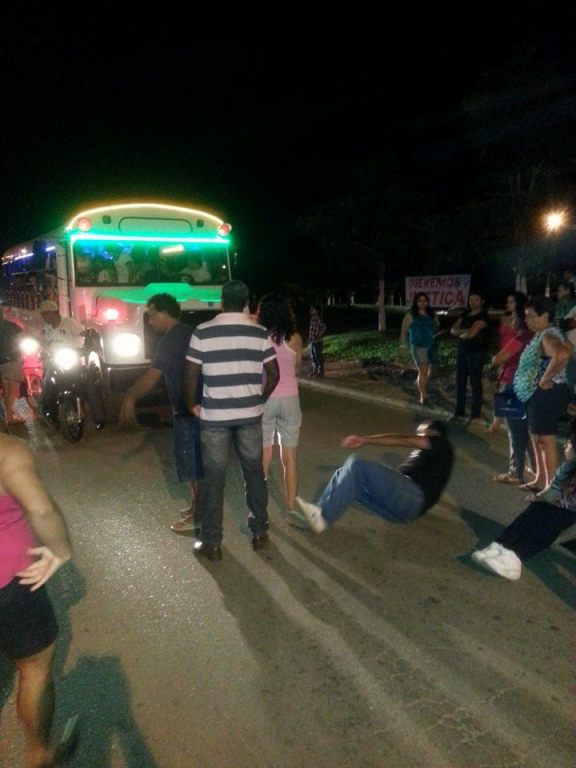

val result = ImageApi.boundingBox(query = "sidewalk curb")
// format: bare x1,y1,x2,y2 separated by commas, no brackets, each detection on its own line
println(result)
298,377,453,418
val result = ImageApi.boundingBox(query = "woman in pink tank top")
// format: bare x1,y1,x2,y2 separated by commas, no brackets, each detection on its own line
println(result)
258,295,303,512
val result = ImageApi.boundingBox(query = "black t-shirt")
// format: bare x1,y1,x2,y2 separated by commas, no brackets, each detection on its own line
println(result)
151,322,200,417
0,319,22,363
398,435,454,512
457,309,490,353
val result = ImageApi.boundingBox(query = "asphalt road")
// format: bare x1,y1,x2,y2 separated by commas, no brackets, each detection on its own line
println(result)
0,389,574,768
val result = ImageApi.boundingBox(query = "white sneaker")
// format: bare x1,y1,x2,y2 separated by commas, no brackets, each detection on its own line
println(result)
472,543,522,581
471,542,502,563
287,508,311,530
295,497,327,533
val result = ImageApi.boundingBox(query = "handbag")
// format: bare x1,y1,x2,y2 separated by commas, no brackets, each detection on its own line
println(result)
493,391,526,419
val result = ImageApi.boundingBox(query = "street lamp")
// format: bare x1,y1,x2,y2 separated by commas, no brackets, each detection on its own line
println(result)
543,210,568,234
542,209,569,296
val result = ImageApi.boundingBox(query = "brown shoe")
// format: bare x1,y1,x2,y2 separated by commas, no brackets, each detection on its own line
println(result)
170,513,196,533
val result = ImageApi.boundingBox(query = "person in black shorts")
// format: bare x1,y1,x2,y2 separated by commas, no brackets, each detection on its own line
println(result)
0,432,74,768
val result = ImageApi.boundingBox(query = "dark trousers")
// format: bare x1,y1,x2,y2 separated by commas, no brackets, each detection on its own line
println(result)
455,350,486,418
311,341,324,374
497,501,576,560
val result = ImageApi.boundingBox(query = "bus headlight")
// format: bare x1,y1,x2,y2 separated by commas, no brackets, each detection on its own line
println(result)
54,347,81,371
111,333,141,358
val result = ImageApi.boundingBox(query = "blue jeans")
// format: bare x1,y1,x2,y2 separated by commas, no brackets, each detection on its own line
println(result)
501,384,533,480
199,421,268,546
317,455,425,526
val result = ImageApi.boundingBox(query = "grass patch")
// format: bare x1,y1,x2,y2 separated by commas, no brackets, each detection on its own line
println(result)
323,330,459,369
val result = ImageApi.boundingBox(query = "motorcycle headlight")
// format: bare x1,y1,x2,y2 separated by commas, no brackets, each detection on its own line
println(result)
19,336,40,355
54,347,80,371
111,333,141,358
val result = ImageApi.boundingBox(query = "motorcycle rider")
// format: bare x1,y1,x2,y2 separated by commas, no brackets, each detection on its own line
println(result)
35,300,104,429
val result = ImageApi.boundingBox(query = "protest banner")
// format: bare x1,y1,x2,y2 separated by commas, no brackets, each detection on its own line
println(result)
405,275,471,308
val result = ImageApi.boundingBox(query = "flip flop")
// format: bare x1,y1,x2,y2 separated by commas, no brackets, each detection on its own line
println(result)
518,482,543,493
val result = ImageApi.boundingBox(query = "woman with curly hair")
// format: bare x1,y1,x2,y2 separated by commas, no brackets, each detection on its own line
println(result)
257,294,303,513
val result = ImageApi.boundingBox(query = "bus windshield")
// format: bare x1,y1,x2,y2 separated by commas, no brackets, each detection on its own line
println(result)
73,240,230,287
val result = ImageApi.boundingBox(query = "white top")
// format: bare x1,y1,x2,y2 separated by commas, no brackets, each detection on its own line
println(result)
42,316,84,350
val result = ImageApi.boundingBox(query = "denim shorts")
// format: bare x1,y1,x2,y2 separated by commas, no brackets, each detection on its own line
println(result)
411,346,432,365
173,416,204,482
262,396,302,448
0,578,58,659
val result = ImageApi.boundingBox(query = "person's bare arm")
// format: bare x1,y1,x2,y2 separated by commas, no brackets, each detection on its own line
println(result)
288,332,304,374
1,439,71,589
118,368,162,426
263,358,280,400
538,333,572,389
184,360,202,417
399,313,412,346
341,433,431,450
462,318,488,339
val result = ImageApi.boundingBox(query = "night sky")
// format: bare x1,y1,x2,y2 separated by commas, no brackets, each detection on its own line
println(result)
1,3,574,292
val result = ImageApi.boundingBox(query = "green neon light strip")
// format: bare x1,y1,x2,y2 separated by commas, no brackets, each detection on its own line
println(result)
98,283,222,304
69,234,230,245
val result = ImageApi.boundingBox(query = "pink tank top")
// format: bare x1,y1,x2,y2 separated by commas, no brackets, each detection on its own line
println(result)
0,495,36,588
270,339,299,398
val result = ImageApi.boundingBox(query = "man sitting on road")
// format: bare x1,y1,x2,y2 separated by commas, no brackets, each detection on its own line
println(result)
292,419,454,533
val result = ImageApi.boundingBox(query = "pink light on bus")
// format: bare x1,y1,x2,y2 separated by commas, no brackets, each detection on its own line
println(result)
95,298,125,323
77,217,93,232
218,222,232,236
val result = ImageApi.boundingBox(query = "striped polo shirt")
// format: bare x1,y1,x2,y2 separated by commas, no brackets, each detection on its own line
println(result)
187,312,276,426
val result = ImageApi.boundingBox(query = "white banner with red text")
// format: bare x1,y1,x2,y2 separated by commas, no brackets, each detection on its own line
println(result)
405,275,471,308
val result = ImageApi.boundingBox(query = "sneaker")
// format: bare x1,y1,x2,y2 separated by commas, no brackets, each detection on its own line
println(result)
471,542,502,562
287,508,312,530
295,497,327,533
472,543,522,580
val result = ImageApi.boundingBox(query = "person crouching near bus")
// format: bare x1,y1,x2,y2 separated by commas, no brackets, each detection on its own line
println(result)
118,293,204,533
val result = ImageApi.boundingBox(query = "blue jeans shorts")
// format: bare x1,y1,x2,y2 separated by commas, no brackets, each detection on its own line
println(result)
262,396,302,448
173,415,204,482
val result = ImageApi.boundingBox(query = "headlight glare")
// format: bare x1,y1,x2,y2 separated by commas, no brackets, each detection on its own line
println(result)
54,347,80,371
111,333,141,358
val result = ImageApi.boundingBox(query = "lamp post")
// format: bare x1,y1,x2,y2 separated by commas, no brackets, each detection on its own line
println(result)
542,209,568,297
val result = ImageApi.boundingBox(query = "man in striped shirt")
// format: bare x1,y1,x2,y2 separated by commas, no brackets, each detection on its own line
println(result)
184,281,280,560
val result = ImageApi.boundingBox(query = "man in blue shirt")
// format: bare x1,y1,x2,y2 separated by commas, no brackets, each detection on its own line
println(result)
119,293,203,532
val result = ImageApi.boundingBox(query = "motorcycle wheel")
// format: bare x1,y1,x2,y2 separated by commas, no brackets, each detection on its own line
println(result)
58,399,84,442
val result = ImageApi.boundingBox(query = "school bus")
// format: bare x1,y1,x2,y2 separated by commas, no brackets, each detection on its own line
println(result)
0,201,233,395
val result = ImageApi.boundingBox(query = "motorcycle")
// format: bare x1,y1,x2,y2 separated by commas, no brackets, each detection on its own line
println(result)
19,333,105,443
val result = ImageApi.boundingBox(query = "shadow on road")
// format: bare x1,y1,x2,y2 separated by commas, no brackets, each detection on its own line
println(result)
0,560,159,768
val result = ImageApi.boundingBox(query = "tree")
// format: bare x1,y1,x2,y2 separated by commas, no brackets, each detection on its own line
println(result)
298,154,431,329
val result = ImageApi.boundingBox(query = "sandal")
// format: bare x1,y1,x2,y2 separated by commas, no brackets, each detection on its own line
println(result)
518,482,543,493
493,473,522,485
